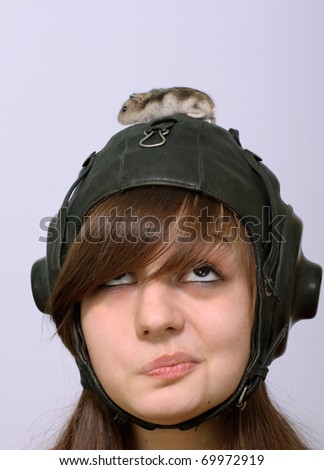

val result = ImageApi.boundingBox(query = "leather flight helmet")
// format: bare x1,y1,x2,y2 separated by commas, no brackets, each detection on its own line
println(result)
31,115,322,430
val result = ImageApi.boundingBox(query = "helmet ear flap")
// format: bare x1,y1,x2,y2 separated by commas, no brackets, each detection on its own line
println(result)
292,253,322,323
30,213,62,314
31,257,50,313
267,208,322,359
30,151,97,315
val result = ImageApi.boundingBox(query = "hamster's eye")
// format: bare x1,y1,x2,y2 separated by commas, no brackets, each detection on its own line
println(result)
122,106,128,112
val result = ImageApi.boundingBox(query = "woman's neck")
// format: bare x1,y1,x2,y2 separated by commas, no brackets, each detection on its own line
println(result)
131,418,222,450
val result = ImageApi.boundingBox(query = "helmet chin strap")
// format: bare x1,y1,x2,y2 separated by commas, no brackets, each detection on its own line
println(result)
71,311,285,431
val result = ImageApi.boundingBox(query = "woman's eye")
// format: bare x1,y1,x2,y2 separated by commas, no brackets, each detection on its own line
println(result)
104,273,135,287
180,265,221,283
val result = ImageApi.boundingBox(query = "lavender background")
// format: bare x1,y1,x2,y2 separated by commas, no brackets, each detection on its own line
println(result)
1,0,323,449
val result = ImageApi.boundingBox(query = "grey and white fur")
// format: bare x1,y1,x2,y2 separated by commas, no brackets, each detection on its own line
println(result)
118,87,216,125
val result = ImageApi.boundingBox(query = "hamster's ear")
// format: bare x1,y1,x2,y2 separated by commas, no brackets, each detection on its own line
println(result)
130,93,144,103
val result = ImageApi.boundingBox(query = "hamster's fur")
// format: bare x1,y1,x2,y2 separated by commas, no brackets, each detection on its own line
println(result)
118,87,216,125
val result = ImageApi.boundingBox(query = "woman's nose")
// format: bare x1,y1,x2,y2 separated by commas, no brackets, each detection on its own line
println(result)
134,280,185,339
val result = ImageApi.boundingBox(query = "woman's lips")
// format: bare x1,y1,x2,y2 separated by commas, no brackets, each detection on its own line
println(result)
142,352,199,379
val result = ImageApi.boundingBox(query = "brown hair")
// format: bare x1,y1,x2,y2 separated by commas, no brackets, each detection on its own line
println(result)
48,187,308,449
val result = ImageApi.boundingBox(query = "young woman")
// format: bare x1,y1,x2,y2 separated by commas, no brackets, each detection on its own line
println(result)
31,114,322,449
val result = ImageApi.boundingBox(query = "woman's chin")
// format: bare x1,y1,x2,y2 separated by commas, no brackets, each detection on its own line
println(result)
127,403,212,427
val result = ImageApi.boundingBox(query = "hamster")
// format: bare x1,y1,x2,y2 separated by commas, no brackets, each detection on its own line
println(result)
118,87,216,125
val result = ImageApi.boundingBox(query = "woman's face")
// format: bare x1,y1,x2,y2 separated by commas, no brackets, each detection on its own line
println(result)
80,241,254,426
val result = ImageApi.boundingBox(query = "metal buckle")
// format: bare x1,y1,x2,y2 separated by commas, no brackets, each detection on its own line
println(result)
139,118,176,148
236,385,248,411
139,128,170,148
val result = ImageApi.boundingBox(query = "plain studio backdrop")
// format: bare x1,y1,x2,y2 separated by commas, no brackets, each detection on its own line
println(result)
0,0,323,449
